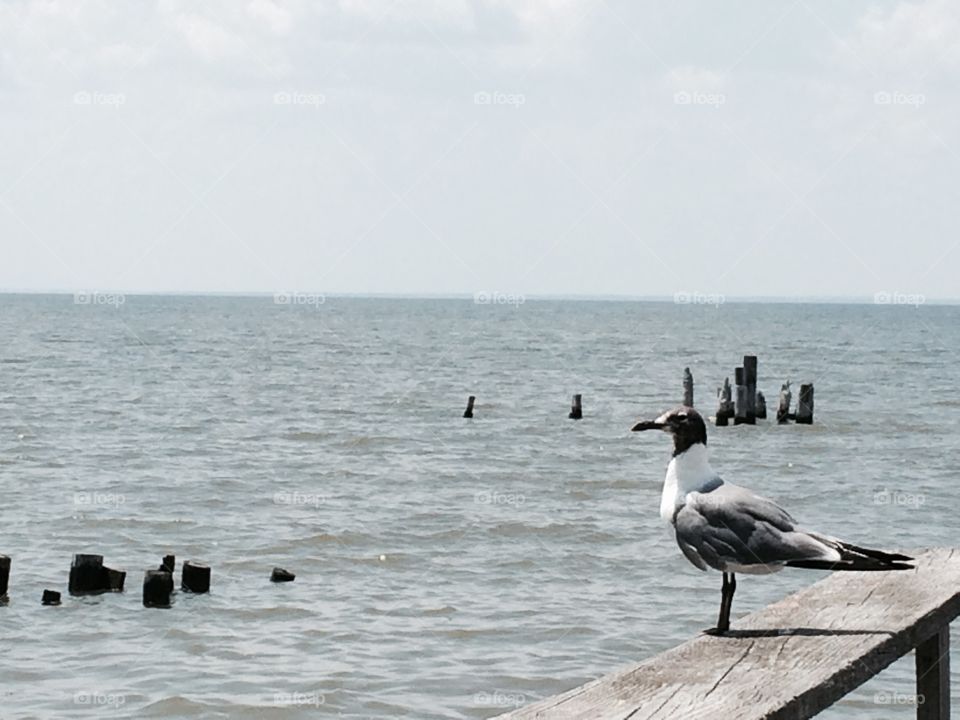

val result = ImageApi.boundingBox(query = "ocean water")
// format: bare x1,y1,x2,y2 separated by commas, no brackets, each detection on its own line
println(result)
0,295,957,719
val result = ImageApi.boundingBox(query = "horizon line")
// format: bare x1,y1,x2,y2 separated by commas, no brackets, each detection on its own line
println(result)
0,289,955,305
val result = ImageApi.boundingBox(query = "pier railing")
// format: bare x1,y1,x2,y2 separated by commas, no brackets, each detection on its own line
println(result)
495,547,958,720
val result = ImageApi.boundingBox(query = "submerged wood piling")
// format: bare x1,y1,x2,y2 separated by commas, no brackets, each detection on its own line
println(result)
743,355,757,423
756,391,767,419
41,589,61,606
68,554,125,595
777,381,792,423
569,394,582,420
797,383,815,424
682,368,694,407
271,567,295,583
734,384,749,425
715,378,734,426
181,561,210,593
143,570,173,608
463,395,475,419
0,555,9,603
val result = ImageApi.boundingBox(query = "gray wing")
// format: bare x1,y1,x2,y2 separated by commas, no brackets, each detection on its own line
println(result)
674,482,835,572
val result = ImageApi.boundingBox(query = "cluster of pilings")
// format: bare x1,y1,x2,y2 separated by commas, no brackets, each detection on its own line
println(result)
0,554,212,609
688,355,814,426
0,555,298,609
460,359,814,425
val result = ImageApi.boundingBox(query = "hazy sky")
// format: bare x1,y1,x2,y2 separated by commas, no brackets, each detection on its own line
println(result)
1,0,958,298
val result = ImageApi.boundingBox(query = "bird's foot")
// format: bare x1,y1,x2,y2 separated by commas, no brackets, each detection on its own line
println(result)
703,626,729,636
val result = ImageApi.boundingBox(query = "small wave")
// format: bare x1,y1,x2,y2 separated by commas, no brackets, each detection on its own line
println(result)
283,431,334,442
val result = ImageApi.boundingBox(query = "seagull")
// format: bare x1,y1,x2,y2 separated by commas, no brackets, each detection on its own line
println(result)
632,406,913,635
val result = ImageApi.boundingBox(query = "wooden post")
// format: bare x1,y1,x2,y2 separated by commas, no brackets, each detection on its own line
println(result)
777,381,792,424
181,561,210,593
68,554,125,595
271,567,296,583
143,570,173,608
796,383,814,424
160,555,175,573
734,385,749,425
716,378,734,426
463,395,475,419
0,555,9,603
41,589,61,606
916,626,949,720
569,394,582,420
683,368,694,407
743,355,757,424
756,391,767,419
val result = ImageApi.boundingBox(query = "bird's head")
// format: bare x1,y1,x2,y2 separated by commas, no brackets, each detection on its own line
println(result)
631,406,707,456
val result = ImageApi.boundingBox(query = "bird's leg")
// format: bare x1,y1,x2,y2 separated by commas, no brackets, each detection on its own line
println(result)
706,572,736,636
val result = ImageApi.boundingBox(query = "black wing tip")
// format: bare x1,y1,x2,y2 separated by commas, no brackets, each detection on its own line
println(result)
787,559,915,571
837,542,913,564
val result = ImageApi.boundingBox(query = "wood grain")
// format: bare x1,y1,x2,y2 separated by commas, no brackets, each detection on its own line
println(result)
494,548,959,720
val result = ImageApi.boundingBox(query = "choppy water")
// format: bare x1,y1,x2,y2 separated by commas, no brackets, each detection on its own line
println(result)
0,295,957,719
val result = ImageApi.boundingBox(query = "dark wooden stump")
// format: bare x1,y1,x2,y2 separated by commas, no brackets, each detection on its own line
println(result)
734,385,749,425
715,378,734,426
68,554,125,595
568,394,582,420
181,561,210,593
796,383,814,424
143,570,173,608
683,368,694,407
271,567,296,583
463,395,475,419
743,355,757,424
777,381,792,424
160,555,175,573
756,391,767,420
41,589,61,606
0,555,9,602
105,567,126,591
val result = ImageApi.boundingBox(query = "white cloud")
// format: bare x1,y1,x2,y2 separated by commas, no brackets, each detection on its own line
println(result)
247,0,294,36
842,0,960,73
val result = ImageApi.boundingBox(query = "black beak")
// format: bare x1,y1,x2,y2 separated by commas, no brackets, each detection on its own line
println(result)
631,420,666,432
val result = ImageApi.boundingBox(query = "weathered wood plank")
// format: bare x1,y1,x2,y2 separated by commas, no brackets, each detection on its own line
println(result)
495,548,960,720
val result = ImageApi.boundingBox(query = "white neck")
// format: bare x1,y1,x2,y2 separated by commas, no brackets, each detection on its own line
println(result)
659,443,718,522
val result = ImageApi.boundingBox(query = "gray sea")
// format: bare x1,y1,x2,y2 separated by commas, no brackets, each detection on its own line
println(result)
0,294,957,719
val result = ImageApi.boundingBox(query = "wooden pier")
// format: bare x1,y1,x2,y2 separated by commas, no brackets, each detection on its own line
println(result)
495,548,959,720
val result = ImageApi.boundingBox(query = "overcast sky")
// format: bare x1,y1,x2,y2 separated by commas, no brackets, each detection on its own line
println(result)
1,0,958,299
